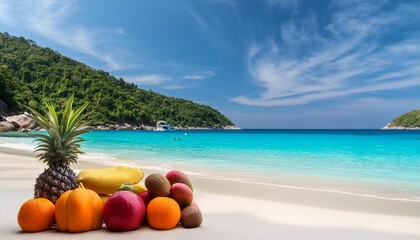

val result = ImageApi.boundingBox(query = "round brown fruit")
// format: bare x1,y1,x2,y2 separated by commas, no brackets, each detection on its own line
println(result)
145,173,171,197
180,205,202,228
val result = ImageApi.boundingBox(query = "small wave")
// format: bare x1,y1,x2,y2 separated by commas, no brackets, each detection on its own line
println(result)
200,175,420,203
80,153,119,166
0,143,35,151
142,165,173,172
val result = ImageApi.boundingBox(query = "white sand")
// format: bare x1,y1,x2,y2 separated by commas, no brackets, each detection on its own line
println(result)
1,146,420,240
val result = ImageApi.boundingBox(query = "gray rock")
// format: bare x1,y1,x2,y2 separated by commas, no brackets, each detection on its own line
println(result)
0,121,16,132
141,125,155,131
5,113,37,130
222,125,241,130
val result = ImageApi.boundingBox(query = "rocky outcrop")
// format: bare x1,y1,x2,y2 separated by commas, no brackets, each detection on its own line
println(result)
87,124,240,131
383,109,420,130
382,123,420,130
0,113,37,132
174,125,241,130
6,113,37,130
87,123,146,130
0,121,16,132
141,125,156,131
222,125,241,130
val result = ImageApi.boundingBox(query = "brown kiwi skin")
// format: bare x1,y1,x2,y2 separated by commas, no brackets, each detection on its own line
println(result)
181,205,203,228
145,173,171,197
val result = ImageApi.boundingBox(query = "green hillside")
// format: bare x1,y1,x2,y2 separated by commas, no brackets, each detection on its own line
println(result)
389,110,420,128
0,32,234,127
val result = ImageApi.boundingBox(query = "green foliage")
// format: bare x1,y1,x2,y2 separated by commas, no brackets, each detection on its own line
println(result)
26,95,90,166
0,32,234,127
391,110,420,128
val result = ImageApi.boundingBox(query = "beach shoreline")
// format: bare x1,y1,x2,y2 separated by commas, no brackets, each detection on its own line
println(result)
2,129,420,203
1,146,420,239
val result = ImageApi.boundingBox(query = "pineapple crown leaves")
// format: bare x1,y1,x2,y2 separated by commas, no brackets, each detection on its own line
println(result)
25,95,91,167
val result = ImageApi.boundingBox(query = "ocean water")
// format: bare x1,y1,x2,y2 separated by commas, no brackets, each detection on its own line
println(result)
1,130,420,200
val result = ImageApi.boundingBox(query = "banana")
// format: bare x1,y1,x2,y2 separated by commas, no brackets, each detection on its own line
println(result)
77,166,144,195
132,184,147,194
119,183,147,194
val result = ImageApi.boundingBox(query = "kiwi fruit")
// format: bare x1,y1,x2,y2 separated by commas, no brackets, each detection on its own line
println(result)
180,205,202,228
145,173,171,197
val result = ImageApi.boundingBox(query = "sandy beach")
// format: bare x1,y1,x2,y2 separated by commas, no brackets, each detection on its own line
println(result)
1,146,420,240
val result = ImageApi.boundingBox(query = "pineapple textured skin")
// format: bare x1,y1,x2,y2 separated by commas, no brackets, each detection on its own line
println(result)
34,165,79,203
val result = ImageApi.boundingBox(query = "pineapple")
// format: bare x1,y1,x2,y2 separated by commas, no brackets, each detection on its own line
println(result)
26,95,90,203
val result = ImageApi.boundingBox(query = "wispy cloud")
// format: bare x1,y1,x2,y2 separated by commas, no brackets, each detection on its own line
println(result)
233,2,420,106
0,0,129,71
178,0,236,52
123,74,171,86
122,67,217,90
184,71,216,80
162,84,187,90
0,0,15,26
229,97,420,129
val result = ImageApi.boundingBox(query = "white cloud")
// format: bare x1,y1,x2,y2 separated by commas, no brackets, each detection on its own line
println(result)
179,1,211,35
184,75,205,80
124,70,216,89
178,1,235,53
123,74,171,86
0,0,128,71
234,2,420,106
229,97,420,129
162,84,186,90
0,0,15,26
114,28,127,35
184,71,216,80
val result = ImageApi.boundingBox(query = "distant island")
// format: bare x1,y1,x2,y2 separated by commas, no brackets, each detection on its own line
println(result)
0,32,236,129
383,110,420,129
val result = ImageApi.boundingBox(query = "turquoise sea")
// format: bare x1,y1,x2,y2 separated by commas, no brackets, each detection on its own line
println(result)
1,130,420,201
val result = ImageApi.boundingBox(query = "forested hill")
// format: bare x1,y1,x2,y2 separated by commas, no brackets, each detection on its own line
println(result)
0,32,234,127
386,110,420,129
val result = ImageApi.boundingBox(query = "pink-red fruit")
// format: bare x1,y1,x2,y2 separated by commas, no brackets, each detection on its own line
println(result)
180,205,202,228
139,190,154,207
170,183,193,208
103,191,146,231
191,201,199,209
166,170,193,191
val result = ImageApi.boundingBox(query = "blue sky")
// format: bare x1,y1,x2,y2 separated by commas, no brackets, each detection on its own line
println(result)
1,0,419,129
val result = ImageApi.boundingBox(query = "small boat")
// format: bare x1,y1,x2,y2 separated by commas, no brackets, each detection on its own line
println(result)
155,120,175,131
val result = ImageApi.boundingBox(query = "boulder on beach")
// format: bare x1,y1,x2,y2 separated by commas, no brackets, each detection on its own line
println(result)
6,113,37,130
0,121,16,132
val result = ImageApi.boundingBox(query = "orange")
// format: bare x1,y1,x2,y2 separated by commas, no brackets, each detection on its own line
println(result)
17,198,55,232
147,197,181,230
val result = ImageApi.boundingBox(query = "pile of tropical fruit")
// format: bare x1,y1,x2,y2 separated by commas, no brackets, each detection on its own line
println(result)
16,96,202,233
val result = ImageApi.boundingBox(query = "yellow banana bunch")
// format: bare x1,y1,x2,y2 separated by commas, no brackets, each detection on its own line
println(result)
77,166,144,195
